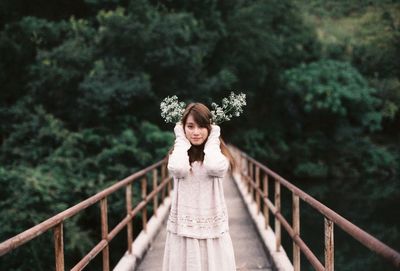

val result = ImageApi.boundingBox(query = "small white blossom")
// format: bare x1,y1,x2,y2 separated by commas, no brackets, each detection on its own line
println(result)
210,92,246,124
160,92,246,125
160,95,186,123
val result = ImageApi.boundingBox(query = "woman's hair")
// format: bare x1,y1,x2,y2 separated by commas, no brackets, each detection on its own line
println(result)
167,102,236,172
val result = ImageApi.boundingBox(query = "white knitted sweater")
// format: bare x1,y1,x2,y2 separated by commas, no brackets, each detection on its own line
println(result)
166,124,230,239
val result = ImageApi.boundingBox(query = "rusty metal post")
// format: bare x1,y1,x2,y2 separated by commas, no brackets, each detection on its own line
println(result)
293,193,300,271
256,166,260,213
243,156,248,186
263,174,270,228
141,177,148,232
238,151,242,176
275,180,281,251
161,163,166,202
249,161,253,195
53,222,64,271
325,218,334,271
126,184,133,254
100,197,110,271
153,169,158,217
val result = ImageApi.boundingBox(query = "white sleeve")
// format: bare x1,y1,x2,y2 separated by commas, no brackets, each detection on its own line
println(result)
167,124,192,179
203,125,229,178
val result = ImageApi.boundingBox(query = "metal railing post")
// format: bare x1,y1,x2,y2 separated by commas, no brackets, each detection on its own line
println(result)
53,222,64,271
263,174,270,228
126,184,133,253
293,194,300,271
256,166,260,213
100,198,109,271
325,218,334,271
141,177,148,232
153,169,158,217
275,180,281,251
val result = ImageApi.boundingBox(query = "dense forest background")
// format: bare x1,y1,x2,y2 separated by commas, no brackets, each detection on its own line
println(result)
0,0,399,270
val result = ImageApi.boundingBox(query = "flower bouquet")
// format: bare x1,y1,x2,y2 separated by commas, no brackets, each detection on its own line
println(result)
160,91,247,125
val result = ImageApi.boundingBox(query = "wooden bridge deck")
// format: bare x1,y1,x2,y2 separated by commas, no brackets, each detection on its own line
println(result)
135,174,274,271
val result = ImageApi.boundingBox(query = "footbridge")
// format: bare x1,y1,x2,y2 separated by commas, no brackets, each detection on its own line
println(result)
1,145,399,271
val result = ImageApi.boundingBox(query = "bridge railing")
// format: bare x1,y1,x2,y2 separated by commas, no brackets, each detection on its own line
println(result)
0,158,171,271
229,145,400,271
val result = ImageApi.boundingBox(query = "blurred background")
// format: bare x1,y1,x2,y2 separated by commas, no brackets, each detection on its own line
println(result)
0,0,399,270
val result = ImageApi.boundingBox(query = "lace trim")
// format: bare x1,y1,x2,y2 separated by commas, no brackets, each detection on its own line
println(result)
168,208,228,229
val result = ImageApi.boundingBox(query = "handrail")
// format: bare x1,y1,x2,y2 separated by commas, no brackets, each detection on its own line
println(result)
0,157,172,271
228,145,400,270
2,144,399,270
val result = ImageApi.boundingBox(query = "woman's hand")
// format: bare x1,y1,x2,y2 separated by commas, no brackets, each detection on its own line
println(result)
174,122,191,147
203,124,229,177
205,124,221,147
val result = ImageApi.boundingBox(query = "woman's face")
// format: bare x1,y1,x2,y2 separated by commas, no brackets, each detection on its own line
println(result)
184,114,209,146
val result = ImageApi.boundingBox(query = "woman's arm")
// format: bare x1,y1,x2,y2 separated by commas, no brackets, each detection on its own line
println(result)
167,123,192,178
203,124,229,178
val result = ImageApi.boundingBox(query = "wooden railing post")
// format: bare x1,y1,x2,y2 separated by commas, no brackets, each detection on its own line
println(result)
153,169,158,216
256,166,260,213
263,174,270,228
325,218,334,271
141,177,148,232
100,197,109,271
53,222,64,271
275,180,281,251
293,193,300,271
126,184,133,254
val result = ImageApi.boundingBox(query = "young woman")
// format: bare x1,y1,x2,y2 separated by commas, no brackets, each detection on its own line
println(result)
162,102,236,271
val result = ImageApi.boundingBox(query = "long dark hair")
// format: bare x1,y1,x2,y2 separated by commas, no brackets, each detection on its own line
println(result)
166,102,236,172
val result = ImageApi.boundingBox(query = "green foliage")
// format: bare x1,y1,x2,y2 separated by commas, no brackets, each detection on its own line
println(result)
294,161,329,179
78,58,153,124
0,0,399,270
0,104,68,166
221,0,321,90
0,165,93,270
28,18,95,124
0,17,69,104
282,59,383,132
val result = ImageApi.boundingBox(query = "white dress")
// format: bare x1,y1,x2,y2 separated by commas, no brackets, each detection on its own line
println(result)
162,125,236,271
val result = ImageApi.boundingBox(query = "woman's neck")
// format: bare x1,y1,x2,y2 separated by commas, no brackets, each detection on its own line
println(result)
188,143,205,164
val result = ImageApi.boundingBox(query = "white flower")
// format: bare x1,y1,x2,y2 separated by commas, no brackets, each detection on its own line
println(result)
210,92,246,124
160,91,247,125
160,95,186,123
